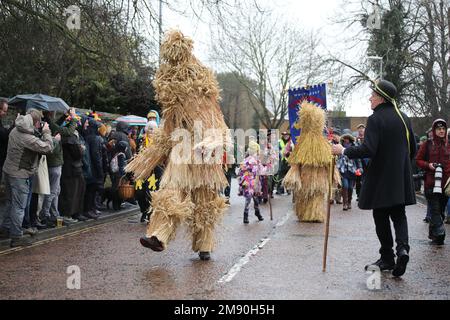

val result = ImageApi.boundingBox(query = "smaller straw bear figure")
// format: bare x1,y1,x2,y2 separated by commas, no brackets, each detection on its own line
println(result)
283,101,332,222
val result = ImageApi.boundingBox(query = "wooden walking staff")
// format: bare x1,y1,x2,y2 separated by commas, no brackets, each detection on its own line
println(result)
268,187,273,221
322,155,336,272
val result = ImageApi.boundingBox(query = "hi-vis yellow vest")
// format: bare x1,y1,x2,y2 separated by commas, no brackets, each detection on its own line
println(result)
279,139,287,161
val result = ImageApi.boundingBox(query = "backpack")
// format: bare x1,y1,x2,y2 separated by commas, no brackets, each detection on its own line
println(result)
110,152,124,173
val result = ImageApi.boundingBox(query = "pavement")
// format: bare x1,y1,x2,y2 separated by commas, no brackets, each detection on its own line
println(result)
0,179,449,300
0,202,140,251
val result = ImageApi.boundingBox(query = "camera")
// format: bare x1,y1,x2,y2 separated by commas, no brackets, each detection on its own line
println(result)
36,120,45,133
433,163,443,194
413,171,425,180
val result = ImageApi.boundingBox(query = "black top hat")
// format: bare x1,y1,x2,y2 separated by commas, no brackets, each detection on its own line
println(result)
371,80,397,101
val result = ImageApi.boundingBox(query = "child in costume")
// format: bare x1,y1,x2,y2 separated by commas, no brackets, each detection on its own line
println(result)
126,30,230,261
238,141,264,224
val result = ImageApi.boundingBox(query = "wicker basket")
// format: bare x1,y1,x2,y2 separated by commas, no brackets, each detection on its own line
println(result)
118,177,135,200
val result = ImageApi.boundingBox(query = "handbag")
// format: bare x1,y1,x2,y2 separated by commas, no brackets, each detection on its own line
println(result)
32,155,50,195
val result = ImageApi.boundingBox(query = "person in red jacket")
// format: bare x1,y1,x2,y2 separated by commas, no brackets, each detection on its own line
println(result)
416,119,449,245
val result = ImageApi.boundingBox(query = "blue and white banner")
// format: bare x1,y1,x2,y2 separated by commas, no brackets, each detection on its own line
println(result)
288,83,327,144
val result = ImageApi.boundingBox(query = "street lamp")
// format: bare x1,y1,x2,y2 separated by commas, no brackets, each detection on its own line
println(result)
367,55,383,80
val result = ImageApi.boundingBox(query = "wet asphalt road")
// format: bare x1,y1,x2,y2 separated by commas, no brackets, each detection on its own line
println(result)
0,179,449,300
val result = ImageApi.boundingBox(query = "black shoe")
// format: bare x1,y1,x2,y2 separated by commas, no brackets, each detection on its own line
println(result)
199,251,211,261
140,236,164,251
430,239,444,245
84,211,99,220
243,216,249,224
10,237,33,247
423,217,431,223
32,221,48,230
430,234,445,245
392,250,409,277
73,214,87,222
96,204,108,211
255,212,264,221
364,258,395,272
45,220,57,228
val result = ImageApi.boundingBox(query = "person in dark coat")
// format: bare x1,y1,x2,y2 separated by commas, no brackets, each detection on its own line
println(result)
332,79,416,278
416,119,450,245
111,121,132,160
83,118,104,218
59,117,88,223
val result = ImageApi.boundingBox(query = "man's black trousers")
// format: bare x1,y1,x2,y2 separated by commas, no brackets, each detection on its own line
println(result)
373,205,409,261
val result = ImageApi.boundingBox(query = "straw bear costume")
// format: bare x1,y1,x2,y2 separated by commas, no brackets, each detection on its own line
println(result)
283,101,333,222
126,30,230,257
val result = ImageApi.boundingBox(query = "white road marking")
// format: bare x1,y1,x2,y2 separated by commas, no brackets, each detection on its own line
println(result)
218,210,292,284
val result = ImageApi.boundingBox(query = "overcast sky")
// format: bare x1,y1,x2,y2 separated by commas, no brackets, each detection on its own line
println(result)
160,0,374,117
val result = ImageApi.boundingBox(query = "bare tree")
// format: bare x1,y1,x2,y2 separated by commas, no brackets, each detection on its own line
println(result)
331,0,449,118
209,2,341,129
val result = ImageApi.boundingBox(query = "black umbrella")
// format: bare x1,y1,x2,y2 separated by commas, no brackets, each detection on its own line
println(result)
8,94,70,112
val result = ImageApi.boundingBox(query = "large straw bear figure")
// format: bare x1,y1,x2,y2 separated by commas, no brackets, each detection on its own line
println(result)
283,101,332,222
126,30,229,261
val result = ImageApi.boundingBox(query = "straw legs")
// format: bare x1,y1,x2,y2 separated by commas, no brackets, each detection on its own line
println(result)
140,187,227,259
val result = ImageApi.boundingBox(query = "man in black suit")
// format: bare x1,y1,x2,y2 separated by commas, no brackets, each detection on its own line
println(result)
332,80,416,277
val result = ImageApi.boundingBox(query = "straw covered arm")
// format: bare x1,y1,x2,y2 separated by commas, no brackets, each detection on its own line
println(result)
125,128,171,180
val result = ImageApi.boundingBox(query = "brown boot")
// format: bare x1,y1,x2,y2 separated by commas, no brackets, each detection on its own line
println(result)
335,188,343,204
342,189,348,211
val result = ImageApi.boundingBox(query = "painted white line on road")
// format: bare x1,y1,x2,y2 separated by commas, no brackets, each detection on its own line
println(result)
218,237,270,283
218,210,292,284
275,211,291,228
